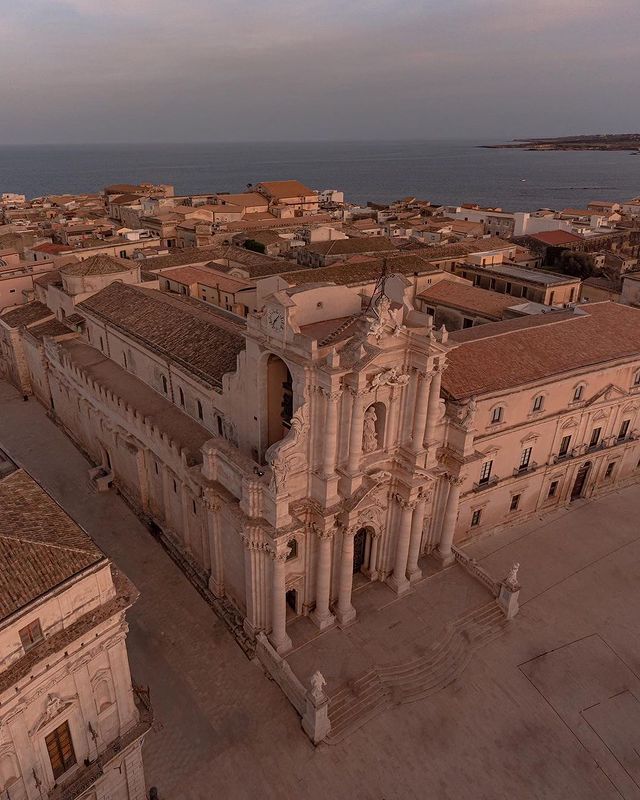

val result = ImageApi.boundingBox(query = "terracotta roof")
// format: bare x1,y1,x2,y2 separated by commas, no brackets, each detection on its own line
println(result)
215,192,268,208
282,254,440,287
33,270,62,287
32,243,73,254
303,237,398,257
529,230,583,246
79,282,245,388
0,302,53,329
443,302,640,399
25,319,73,341
0,470,104,619
418,280,518,319
60,254,132,276
256,180,316,199
160,265,251,291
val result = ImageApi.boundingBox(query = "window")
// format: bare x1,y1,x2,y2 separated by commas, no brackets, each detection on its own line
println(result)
192,499,197,515
573,385,584,401
634,372,640,387
491,406,503,424
217,415,223,436
122,351,127,369
119,250,127,258
462,317,474,329
19,619,43,651
569,288,575,302
519,447,532,471
605,462,615,479
548,480,559,498
179,387,185,407
471,509,482,527
510,494,520,511
479,460,493,485
618,419,630,441
46,721,76,780
154,461,159,475
559,435,572,457
549,291,555,305
589,427,602,449
197,400,203,420
99,336,104,352
506,282,512,293
172,479,177,493
532,395,544,412
286,538,298,560
161,375,168,394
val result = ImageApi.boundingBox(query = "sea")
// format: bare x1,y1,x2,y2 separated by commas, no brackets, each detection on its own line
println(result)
0,140,638,211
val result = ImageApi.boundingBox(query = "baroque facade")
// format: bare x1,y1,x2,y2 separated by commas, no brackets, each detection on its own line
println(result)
0,466,149,799
2,267,640,656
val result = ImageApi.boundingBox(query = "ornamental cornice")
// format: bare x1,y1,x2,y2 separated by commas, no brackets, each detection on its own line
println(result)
445,473,465,487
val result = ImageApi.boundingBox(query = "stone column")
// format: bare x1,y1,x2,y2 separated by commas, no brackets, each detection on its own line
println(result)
423,366,444,447
411,371,432,453
436,474,464,565
269,548,292,654
204,497,223,597
368,534,380,580
322,389,341,476
311,527,335,630
335,527,357,626
387,494,417,596
347,389,366,474
406,493,428,582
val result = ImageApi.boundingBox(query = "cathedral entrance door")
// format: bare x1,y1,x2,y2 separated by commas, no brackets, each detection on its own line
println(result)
571,461,591,501
353,528,367,574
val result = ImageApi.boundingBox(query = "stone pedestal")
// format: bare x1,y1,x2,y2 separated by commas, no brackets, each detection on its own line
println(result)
301,672,331,745
497,581,520,619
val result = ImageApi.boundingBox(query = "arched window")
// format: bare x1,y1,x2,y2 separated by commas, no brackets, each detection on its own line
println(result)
532,395,544,413
286,538,298,560
490,405,504,424
266,355,293,448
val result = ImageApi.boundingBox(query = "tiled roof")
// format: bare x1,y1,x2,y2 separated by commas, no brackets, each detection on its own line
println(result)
418,280,518,318
79,282,245,388
60,254,132,276
0,302,53,329
25,319,73,341
0,470,104,620
160,265,251,291
529,230,583,246
282,253,441,287
443,302,640,399
303,237,397,256
32,270,62,287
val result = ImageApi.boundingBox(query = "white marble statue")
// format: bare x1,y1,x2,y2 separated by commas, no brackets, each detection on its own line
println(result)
505,562,520,589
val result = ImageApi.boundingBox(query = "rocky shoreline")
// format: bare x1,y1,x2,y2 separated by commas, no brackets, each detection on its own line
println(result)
481,134,640,152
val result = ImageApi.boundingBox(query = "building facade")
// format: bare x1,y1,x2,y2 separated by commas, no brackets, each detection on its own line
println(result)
0,466,149,800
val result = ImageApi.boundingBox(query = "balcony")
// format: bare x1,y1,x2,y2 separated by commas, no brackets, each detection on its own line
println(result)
512,461,538,478
473,474,499,492
48,687,152,800
551,434,636,465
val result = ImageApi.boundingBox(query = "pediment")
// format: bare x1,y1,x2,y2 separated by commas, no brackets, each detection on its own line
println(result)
561,417,579,429
520,432,540,445
30,694,77,736
584,383,628,406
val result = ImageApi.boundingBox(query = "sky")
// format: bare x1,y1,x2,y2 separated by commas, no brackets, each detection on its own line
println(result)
0,0,639,144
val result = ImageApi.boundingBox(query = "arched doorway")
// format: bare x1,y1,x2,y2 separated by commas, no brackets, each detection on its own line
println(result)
571,461,591,501
353,528,368,574
266,355,293,449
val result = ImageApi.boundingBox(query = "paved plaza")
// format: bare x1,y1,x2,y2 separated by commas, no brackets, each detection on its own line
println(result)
2,379,640,799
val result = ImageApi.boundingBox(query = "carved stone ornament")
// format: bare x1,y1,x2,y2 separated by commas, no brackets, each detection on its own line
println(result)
265,402,311,494
368,469,392,483
450,396,477,430
30,694,76,736
446,473,465,487
362,406,378,453
504,562,520,589
370,367,410,389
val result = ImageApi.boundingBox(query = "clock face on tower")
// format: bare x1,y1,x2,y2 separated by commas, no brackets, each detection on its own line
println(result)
267,308,285,332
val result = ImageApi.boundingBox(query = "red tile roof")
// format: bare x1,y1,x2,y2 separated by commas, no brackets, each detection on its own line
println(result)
443,302,640,399
529,230,583,246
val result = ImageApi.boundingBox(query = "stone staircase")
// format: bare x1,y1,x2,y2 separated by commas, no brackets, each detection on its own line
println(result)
325,601,506,744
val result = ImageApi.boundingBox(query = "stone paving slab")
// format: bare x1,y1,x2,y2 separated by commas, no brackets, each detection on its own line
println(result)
1,379,639,799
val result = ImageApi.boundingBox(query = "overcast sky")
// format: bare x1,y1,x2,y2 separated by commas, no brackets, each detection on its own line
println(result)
1,0,639,144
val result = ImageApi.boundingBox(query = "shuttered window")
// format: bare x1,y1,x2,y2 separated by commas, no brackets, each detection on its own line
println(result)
46,721,76,779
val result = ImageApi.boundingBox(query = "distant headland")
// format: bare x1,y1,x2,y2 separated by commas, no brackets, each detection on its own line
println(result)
481,134,640,152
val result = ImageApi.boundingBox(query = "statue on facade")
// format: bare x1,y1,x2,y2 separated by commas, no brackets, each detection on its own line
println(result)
363,406,378,453
309,671,327,702
370,367,410,389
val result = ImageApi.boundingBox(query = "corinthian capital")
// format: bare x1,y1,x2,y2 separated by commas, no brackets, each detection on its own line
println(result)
446,473,465,487
393,492,418,511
